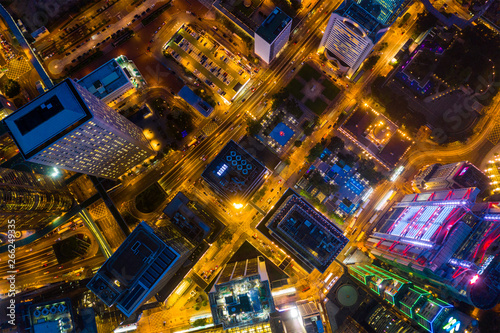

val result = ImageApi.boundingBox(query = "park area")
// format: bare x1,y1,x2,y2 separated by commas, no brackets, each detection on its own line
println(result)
283,62,340,115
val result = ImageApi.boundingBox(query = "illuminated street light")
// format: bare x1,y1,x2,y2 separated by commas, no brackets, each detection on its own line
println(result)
51,167,60,178
233,203,243,209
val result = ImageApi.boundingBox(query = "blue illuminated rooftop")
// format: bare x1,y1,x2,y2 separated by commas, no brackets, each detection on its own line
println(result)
336,0,410,42
269,122,294,146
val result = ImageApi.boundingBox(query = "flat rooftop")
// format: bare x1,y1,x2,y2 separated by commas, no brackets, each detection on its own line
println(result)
256,7,292,44
269,122,294,146
209,258,275,330
77,58,131,100
87,222,181,316
263,189,348,273
202,140,267,202
3,79,92,159
178,85,214,117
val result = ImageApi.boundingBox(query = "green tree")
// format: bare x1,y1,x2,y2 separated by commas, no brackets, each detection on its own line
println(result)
415,11,438,34
328,136,344,151
363,55,380,71
247,119,262,136
4,79,20,98
307,143,323,163
294,140,302,147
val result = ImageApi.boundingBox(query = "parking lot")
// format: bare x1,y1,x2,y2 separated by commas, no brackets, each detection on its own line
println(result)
164,26,252,102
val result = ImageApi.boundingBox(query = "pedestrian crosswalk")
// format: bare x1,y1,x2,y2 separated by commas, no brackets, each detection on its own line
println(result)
1,57,31,80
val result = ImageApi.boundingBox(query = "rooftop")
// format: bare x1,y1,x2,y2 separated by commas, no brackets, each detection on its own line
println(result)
87,222,184,317
256,7,292,44
339,106,412,169
202,140,267,203
178,86,214,117
269,122,294,147
163,192,212,244
77,57,132,100
3,79,92,159
209,258,275,330
336,0,409,40
264,189,348,273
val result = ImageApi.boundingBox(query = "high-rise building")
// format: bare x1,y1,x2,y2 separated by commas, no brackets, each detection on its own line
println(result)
202,140,268,205
413,161,489,194
4,78,154,179
163,192,214,244
320,0,410,76
254,7,292,64
77,55,146,105
0,167,73,231
87,222,194,317
366,187,500,309
347,263,479,333
260,188,348,273
208,257,275,330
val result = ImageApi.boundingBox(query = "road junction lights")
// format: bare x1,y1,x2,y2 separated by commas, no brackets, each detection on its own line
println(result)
233,203,244,209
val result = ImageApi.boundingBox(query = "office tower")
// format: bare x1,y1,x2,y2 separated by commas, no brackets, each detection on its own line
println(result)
254,7,292,64
367,306,417,333
87,222,194,317
163,192,214,244
4,78,154,179
202,140,268,204
0,167,73,231
413,161,489,193
77,55,145,105
209,257,275,330
261,188,348,273
320,0,410,76
347,264,479,333
367,187,500,309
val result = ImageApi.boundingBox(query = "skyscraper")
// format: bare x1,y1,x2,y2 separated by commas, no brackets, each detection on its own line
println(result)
0,167,73,231
87,221,193,317
413,161,489,194
254,7,292,64
4,78,154,179
208,257,275,330
260,188,348,273
320,0,410,76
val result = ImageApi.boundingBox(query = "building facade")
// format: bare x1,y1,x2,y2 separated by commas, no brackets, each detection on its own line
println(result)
319,0,410,76
348,263,479,333
0,167,73,231
413,162,489,194
367,187,500,309
4,78,154,179
87,222,193,317
254,7,292,64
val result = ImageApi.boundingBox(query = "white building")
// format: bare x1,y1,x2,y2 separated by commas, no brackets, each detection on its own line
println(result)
319,13,374,76
77,55,145,105
4,78,154,179
254,7,292,64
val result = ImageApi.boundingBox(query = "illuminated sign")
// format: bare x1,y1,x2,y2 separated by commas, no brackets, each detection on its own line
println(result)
458,167,469,176
216,163,228,177
470,274,479,284
477,255,494,275
443,316,461,333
